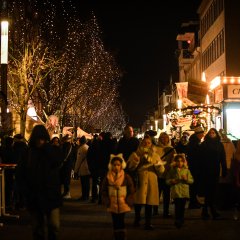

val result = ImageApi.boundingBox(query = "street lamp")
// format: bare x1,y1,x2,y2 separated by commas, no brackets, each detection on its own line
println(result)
1,21,8,64
155,120,158,131
0,20,9,131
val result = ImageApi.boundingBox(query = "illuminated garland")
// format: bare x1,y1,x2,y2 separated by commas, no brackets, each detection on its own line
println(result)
167,104,221,133
181,105,221,115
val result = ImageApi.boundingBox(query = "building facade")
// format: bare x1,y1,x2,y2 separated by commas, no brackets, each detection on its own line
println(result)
199,0,240,139
143,0,240,140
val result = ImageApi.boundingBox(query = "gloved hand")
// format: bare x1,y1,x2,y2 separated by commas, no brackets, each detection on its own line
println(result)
74,172,79,180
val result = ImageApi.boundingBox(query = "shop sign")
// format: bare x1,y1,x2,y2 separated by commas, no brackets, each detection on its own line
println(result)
227,85,240,98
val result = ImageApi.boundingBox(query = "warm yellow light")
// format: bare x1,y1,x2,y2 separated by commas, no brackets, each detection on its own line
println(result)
163,114,167,131
177,99,182,109
27,107,38,121
155,120,158,131
1,21,9,64
202,72,206,82
230,77,235,84
222,78,227,84
209,76,220,90
206,94,210,104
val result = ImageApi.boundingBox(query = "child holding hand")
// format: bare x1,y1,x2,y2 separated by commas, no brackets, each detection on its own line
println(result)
101,154,135,240
166,154,194,228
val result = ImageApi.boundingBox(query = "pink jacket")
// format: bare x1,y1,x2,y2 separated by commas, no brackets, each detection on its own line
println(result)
101,170,135,213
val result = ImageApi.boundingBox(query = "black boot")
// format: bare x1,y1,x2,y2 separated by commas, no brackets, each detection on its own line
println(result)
134,204,141,226
144,218,154,230
201,206,210,220
153,206,159,216
210,205,221,220
134,216,140,227
114,229,126,240
145,205,154,230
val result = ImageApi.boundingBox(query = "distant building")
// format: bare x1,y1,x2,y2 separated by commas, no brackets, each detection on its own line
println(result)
198,0,240,139
144,0,240,140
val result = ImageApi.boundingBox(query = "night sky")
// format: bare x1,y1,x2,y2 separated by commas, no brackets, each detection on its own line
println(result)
75,0,201,128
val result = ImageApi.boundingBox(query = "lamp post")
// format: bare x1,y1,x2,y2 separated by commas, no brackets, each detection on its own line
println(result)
155,120,158,131
0,20,9,132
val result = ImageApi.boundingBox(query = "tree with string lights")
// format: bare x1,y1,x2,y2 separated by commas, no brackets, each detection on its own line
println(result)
7,0,126,137
8,38,62,136
35,2,126,134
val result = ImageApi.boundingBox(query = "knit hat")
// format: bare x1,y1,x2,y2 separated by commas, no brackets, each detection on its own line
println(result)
13,134,24,140
108,153,126,170
145,130,157,137
194,126,204,134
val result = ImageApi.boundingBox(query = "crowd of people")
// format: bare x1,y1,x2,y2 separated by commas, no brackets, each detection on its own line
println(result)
0,124,240,240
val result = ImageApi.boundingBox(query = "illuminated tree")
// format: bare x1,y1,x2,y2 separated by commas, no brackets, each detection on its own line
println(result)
68,16,126,133
38,12,126,134
8,38,62,136
7,0,126,136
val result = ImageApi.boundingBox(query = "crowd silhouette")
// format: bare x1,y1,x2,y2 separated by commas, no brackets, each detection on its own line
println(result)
1,124,240,240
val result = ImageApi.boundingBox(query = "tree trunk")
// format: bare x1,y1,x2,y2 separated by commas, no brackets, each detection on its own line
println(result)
20,110,27,139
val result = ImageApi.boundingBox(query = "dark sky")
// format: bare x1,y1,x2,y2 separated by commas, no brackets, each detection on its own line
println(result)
76,0,201,128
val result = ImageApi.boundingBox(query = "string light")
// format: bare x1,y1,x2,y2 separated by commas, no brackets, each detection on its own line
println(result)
7,0,126,136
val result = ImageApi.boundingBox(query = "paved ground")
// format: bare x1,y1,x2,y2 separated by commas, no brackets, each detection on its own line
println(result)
1,179,240,240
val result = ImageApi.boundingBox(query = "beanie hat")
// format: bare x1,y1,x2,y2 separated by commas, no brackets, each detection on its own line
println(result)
14,134,24,140
108,153,126,170
194,126,204,134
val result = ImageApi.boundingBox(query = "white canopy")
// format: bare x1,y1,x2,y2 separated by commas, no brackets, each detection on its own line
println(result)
62,126,92,139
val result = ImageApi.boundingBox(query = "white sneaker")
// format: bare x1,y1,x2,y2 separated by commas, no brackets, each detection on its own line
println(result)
63,192,71,199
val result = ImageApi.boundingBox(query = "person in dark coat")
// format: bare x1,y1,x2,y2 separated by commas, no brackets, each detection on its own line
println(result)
199,128,227,220
87,133,103,203
116,125,140,197
175,131,190,155
18,125,63,240
186,127,205,209
117,125,140,161
231,140,240,220
98,132,117,204
60,135,75,199
0,136,15,209
12,134,28,210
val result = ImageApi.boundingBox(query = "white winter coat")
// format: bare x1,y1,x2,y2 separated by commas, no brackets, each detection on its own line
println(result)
128,145,165,205
74,143,90,176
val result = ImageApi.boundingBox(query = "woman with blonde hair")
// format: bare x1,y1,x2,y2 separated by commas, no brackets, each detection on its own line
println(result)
128,135,165,229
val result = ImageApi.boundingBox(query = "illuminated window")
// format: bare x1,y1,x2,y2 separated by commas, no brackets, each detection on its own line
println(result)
226,109,240,139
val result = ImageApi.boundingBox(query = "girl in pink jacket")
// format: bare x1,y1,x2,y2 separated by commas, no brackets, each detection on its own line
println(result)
102,154,135,240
